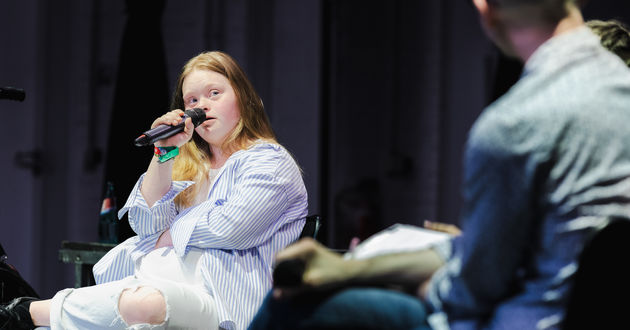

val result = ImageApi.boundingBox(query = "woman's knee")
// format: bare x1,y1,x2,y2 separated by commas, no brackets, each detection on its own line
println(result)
118,286,166,326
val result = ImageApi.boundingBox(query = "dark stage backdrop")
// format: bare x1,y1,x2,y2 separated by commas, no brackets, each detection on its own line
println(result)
0,0,627,296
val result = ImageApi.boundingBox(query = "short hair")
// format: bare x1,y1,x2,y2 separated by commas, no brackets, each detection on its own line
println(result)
587,20,630,68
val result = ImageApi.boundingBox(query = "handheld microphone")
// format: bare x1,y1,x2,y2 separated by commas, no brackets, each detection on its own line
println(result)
134,108,207,147
0,87,26,102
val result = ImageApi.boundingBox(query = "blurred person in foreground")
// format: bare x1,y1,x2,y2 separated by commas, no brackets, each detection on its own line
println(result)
249,0,630,329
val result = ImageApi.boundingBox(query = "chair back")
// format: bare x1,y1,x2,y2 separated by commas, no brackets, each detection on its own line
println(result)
299,215,321,240
562,216,630,329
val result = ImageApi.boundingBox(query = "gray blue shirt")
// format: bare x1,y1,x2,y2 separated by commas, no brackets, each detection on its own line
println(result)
426,26,630,329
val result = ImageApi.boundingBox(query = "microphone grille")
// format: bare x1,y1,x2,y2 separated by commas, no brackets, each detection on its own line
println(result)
185,108,207,127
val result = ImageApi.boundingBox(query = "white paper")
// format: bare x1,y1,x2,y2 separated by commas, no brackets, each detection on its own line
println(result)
344,223,452,260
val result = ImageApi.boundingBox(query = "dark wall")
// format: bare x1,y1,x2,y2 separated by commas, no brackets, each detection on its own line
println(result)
0,0,628,296
324,0,458,247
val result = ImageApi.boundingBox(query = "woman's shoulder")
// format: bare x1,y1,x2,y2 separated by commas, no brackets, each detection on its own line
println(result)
249,139,283,151
229,140,304,184
234,140,289,159
225,140,297,169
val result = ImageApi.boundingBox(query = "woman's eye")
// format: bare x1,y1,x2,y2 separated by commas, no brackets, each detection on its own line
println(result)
210,90,220,97
187,97,198,105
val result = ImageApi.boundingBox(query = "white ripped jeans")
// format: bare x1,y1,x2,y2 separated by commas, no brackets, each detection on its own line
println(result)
47,247,218,330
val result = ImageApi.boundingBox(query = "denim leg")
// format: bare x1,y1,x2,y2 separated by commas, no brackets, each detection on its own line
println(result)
249,287,431,330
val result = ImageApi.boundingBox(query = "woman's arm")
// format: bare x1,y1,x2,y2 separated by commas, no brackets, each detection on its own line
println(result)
141,156,175,208
116,110,196,239
170,144,308,251
141,110,194,207
119,175,193,238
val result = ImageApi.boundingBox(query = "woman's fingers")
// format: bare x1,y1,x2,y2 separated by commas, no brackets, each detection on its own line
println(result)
150,109,195,148
151,109,185,129
183,117,194,134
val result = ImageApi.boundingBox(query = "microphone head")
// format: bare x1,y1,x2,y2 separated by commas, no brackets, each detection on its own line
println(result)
185,108,207,127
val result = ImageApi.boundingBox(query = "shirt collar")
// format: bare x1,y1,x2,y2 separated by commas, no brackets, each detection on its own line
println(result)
522,25,600,77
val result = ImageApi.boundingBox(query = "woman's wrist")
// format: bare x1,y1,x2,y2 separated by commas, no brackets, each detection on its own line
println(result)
154,146,179,163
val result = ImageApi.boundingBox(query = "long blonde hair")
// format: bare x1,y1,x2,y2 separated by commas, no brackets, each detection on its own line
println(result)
170,51,276,207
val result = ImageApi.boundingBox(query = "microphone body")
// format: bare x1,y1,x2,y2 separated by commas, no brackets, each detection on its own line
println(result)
0,87,26,102
134,108,207,147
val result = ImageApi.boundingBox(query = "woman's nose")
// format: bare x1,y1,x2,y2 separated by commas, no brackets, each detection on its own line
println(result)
196,98,210,111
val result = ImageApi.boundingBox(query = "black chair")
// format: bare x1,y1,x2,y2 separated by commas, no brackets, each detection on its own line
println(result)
299,215,321,240
273,215,321,287
562,216,630,329
0,243,39,303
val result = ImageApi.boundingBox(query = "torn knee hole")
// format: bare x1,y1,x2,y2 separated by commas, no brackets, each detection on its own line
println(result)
118,286,167,326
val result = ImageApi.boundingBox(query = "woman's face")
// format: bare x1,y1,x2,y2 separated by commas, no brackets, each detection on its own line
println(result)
182,69,241,148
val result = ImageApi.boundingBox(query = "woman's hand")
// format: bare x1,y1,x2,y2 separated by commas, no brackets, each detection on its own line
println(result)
154,229,173,249
151,109,195,148
141,110,193,208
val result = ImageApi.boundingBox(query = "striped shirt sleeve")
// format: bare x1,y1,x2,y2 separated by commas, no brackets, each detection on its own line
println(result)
118,174,194,239
171,145,303,252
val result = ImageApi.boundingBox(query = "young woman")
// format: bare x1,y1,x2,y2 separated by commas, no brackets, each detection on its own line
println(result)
1,51,308,330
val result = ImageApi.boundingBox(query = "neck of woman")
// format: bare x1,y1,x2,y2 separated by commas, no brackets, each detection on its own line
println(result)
209,149,229,169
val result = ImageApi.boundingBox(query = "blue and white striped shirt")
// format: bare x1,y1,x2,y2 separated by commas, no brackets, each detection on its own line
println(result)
93,141,308,329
